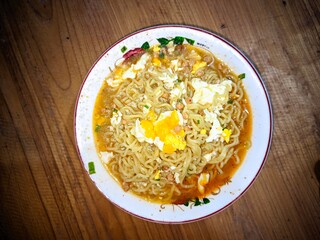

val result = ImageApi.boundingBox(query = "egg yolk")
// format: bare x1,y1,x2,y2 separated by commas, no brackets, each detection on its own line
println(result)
140,120,156,139
114,68,123,79
222,128,232,143
152,58,161,67
141,110,186,153
198,173,210,194
192,61,207,74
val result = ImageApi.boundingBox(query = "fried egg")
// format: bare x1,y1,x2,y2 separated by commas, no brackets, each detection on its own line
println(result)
131,110,186,153
191,78,232,106
198,173,210,194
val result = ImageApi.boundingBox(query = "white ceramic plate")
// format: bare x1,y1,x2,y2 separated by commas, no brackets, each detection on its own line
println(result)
74,25,273,223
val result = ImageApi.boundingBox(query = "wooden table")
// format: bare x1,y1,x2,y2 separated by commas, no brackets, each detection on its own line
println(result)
1,0,319,239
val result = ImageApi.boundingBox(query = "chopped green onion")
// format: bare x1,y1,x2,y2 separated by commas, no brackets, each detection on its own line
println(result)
194,198,201,206
227,99,234,104
121,46,127,53
159,51,165,59
144,105,149,109
197,120,200,124
238,73,246,80
88,162,96,174
186,38,195,45
95,124,101,132
113,108,118,113
173,36,184,45
203,198,210,204
141,41,150,50
183,201,189,207
157,38,170,46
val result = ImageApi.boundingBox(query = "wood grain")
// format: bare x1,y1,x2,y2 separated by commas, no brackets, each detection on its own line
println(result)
0,0,319,239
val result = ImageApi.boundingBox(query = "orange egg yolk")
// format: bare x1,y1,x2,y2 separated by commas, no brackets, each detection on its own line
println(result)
140,110,186,153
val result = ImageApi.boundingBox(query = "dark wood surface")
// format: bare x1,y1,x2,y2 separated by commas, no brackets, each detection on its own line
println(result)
1,0,319,239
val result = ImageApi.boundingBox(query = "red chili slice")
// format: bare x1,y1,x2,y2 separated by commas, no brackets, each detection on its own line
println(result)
123,48,145,60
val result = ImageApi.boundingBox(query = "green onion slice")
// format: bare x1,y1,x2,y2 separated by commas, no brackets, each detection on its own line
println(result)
173,36,184,45
95,125,101,132
159,51,165,59
203,198,210,204
194,198,201,206
141,41,150,50
186,38,195,45
157,38,170,46
121,46,127,53
238,73,246,80
88,162,96,174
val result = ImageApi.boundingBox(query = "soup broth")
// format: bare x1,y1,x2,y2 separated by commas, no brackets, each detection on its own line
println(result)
93,42,251,204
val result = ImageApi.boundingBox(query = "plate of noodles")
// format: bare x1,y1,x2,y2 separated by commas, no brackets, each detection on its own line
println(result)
74,24,273,223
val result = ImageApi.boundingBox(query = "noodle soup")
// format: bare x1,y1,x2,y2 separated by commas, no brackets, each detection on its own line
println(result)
93,40,251,204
